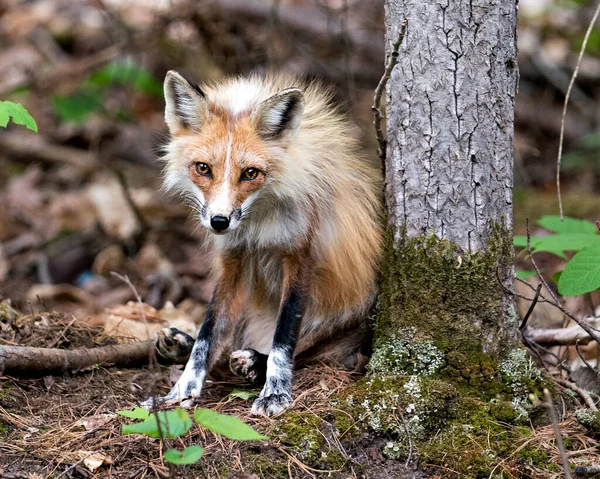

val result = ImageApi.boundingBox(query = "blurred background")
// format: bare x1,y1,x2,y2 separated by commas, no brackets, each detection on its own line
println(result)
0,0,599,331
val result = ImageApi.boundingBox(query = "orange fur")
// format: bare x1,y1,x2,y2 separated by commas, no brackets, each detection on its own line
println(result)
163,71,383,362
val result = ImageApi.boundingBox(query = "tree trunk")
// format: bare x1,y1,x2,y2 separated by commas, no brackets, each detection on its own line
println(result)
378,0,518,358
349,1,538,476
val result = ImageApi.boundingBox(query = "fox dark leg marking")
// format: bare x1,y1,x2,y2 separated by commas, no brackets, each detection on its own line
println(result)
251,287,305,416
142,254,246,409
142,303,217,409
230,349,268,384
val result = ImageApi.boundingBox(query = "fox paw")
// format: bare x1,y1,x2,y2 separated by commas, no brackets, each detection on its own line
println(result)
230,349,267,385
155,327,195,362
251,393,292,416
140,368,204,410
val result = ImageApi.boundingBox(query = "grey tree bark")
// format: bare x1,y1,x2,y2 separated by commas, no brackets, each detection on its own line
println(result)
384,0,518,252
361,4,528,474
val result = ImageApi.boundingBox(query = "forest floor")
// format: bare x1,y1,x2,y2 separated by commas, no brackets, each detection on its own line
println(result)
0,311,425,479
2,310,600,478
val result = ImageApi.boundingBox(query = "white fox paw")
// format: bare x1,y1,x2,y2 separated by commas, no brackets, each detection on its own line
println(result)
250,393,292,416
140,370,203,410
230,349,267,385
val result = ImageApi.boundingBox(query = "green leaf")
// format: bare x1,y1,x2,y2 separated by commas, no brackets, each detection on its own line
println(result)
229,389,259,400
537,215,597,235
551,270,563,284
516,270,536,279
87,59,163,98
0,100,38,132
164,446,204,465
558,245,600,296
116,407,150,419
531,233,600,258
194,409,267,441
513,236,529,248
122,409,192,438
52,90,104,124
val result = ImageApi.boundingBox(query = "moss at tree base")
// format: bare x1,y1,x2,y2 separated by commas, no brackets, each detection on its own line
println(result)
348,225,550,477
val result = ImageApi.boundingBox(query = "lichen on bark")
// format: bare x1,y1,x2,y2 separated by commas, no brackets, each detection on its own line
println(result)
337,223,547,476
374,222,517,375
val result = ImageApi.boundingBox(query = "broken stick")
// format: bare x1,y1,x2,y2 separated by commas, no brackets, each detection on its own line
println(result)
0,332,193,376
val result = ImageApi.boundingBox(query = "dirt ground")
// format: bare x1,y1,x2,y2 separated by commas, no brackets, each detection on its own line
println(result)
0,312,428,479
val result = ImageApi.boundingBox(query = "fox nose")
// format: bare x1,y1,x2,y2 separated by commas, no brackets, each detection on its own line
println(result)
210,215,230,232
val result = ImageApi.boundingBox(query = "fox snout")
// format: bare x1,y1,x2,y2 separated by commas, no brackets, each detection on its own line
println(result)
202,207,243,234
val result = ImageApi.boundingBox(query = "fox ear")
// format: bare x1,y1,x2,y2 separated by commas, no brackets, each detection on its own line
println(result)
253,88,304,141
164,70,210,134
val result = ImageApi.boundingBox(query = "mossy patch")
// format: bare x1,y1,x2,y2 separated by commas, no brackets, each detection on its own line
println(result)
338,225,549,477
0,303,20,323
375,224,516,364
274,411,324,463
266,411,351,473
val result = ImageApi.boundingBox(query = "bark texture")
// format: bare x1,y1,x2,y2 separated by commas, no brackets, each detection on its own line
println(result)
385,0,517,251
353,3,532,475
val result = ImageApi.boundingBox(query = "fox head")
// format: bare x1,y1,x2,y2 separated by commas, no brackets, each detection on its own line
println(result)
162,71,305,234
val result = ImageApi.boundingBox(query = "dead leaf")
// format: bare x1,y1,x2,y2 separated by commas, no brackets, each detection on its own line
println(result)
49,191,96,234
87,176,141,241
26,284,96,307
76,451,113,472
73,414,116,432
92,244,125,276
100,301,197,341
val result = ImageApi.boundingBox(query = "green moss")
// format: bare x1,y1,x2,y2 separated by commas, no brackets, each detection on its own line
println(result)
519,446,550,467
0,303,20,322
337,224,549,476
0,420,8,435
420,399,532,478
269,411,350,472
248,453,289,479
332,409,358,437
275,411,324,463
375,224,515,363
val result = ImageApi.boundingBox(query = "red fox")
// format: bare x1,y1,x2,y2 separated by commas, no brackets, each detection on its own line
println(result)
142,71,383,415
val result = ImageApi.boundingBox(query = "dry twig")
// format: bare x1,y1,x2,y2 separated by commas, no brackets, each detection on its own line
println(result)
372,19,408,170
552,376,598,412
556,0,600,220
544,388,573,479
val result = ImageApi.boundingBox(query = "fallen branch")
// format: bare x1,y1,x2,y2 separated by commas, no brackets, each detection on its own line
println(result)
0,131,97,173
525,321,600,345
0,343,152,376
0,335,193,376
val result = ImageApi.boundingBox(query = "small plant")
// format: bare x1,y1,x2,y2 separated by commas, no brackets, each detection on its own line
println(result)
0,100,37,132
514,215,600,296
117,405,267,467
52,58,162,124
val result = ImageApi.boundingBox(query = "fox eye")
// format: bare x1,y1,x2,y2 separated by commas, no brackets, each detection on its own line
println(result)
241,168,260,181
195,162,211,176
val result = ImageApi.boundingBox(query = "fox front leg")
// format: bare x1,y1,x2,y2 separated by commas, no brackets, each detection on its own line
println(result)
141,305,217,409
141,255,246,409
252,259,308,416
